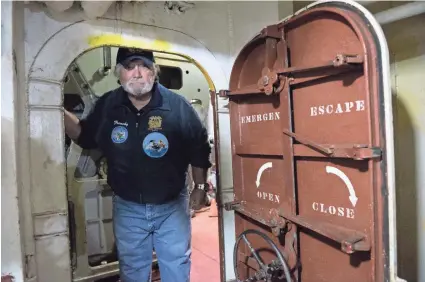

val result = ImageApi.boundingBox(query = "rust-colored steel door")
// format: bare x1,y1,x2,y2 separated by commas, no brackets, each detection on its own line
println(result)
222,2,392,281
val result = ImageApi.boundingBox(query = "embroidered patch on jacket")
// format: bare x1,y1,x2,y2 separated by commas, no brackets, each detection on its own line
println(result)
114,120,128,127
148,116,162,131
111,126,128,144
143,132,169,158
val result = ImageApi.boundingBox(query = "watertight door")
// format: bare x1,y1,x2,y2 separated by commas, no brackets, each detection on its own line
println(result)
222,1,395,281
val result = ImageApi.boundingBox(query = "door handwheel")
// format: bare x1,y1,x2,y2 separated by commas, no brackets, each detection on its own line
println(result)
233,229,292,282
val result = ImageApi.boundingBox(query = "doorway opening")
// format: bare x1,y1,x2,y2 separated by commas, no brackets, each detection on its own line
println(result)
63,46,220,282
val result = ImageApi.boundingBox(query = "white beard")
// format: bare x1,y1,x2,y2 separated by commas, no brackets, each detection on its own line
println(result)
122,78,154,97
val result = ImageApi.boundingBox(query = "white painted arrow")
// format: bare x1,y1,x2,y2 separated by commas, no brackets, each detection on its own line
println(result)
256,162,273,188
325,165,358,207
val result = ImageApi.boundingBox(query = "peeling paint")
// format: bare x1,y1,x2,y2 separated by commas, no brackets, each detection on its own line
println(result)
12,50,17,76
87,34,172,52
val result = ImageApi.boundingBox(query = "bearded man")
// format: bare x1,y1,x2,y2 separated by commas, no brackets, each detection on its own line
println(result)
64,47,211,282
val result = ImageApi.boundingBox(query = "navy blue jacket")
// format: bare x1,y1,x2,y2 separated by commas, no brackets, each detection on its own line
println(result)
77,83,212,204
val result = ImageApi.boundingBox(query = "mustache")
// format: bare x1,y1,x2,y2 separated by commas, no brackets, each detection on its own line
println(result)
129,78,144,82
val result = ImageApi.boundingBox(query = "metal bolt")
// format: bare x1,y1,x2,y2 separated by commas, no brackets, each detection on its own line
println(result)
271,226,281,236
341,240,355,254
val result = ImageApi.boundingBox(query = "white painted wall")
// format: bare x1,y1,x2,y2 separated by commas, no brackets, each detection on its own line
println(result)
1,2,26,281
383,12,425,282
24,1,281,79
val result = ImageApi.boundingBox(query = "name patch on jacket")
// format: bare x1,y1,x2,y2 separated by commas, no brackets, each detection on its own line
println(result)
143,132,169,158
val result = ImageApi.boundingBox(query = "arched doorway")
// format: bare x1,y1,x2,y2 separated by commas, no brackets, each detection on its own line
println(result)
27,19,228,282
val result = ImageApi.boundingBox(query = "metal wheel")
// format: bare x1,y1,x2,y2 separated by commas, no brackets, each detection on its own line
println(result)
233,229,292,282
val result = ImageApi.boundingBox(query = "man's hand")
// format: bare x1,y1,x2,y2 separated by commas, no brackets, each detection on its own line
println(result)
190,188,209,211
190,166,210,210
64,109,82,141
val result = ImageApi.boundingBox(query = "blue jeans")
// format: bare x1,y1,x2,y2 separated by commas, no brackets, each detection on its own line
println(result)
113,190,191,282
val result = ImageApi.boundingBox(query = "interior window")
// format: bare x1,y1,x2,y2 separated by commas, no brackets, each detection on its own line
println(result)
158,65,183,90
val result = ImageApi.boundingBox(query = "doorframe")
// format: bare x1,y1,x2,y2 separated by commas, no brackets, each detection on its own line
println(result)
27,19,230,282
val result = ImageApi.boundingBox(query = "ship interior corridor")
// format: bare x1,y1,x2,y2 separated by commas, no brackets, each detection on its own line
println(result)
63,46,220,282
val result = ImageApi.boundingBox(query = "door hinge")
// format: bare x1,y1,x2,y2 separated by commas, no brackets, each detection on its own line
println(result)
218,89,230,98
259,25,281,39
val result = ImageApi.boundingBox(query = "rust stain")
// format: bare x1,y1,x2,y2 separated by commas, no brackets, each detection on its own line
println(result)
43,156,53,169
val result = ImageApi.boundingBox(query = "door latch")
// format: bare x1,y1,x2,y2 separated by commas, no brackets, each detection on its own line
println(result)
283,129,382,160
278,209,370,254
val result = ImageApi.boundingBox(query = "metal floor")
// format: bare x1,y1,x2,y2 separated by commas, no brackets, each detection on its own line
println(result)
190,208,220,282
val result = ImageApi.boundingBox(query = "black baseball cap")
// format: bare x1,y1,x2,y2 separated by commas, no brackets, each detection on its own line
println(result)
116,47,155,67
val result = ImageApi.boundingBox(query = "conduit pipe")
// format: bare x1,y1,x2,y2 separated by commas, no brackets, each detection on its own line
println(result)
99,47,112,76
374,1,425,25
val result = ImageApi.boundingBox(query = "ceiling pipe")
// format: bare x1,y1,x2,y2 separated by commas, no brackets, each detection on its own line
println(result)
374,1,425,25
98,47,112,77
